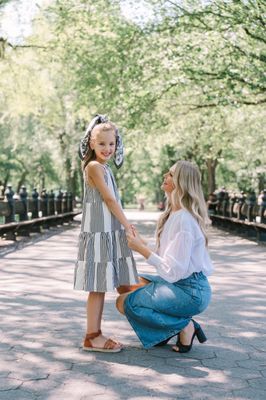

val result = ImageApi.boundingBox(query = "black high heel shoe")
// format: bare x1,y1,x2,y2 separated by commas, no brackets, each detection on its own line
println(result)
155,334,179,347
173,320,207,353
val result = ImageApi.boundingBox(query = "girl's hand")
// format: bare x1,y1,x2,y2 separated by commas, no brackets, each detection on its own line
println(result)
126,231,152,259
126,231,143,252
130,225,147,245
125,224,136,237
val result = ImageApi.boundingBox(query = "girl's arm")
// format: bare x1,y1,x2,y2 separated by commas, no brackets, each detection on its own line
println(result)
86,162,131,231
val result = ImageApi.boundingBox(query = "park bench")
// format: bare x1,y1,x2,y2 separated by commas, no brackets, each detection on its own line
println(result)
208,189,266,242
0,185,81,241
0,211,80,240
210,214,266,242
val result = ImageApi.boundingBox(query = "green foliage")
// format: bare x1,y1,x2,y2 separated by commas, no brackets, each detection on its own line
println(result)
0,0,265,201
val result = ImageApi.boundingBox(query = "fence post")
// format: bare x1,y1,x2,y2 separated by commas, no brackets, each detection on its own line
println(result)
0,183,4,199
19,186,28,221
246,191,256,222
32,188,39,219
56,190,63,214
40,189,48,217
221,191,229,217
49,190,55,215
67,192,73,212
62,191,68,214
259,190,266,224
229,194,237,218
4,185,15,223
237,192,246,220
216,189,227,215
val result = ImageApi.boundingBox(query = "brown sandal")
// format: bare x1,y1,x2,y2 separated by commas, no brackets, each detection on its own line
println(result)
83,330,122,353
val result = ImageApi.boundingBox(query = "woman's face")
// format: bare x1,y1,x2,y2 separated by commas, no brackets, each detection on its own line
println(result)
161,165,176,194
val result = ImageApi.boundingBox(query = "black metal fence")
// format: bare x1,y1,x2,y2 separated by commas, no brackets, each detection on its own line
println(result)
0,185,80,240
208,189,266,242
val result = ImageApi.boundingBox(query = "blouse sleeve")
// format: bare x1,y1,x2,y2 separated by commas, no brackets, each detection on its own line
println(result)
146,238,157,253
146,230,193,283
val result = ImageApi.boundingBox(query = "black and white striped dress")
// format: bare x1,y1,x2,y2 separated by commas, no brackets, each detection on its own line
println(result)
74,164,138,292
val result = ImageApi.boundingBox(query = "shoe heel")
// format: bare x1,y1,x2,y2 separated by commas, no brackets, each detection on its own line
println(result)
196,327,207,343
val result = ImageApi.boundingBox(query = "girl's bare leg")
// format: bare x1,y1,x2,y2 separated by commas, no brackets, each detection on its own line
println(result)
86,292,121,349
86,292,105,333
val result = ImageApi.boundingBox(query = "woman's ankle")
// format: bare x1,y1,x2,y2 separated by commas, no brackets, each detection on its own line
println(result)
183,321,193,332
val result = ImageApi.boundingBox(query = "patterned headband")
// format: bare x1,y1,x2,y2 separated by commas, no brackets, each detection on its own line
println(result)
78,114,124,169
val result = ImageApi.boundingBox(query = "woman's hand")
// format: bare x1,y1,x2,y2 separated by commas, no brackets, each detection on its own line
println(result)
130,225,147,245
126,231,151,259
126,231,143,252
125,224,136,237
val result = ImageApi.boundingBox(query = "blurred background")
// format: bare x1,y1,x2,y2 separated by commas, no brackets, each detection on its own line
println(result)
0,0,265,209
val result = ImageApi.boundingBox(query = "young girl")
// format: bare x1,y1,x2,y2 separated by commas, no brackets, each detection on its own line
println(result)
116,160,213,352
74,115,138,353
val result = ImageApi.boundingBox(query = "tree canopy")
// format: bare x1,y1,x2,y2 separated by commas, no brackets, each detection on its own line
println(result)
0,0,265,202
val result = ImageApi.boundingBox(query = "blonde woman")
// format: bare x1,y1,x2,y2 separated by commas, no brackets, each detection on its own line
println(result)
116,161,213,352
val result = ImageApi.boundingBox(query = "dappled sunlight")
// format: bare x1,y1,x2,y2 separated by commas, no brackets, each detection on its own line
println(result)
1,218,266,398
1,0,265,398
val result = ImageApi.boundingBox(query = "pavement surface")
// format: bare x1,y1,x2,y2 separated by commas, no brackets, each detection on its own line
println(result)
0,210,266,400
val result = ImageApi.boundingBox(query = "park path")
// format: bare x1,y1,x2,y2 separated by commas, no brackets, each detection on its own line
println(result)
0,210,266,400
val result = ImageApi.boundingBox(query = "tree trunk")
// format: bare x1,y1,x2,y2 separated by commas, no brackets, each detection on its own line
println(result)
65,158,81,197
3,172,10,193
65,157,72,192
258,173,265,192
17,171,28,193
79,167,84,199
41,174,45,191
206,158,218,194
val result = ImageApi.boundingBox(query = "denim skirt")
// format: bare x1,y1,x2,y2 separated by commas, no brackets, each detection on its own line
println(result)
124,272,211,349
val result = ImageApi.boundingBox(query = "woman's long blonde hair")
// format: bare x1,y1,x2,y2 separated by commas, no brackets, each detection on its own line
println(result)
156,160,210,247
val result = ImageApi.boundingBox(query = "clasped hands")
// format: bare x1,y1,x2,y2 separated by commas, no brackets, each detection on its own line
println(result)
126,225,146,252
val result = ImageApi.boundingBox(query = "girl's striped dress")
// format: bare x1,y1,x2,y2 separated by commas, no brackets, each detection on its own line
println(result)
74,164,138,292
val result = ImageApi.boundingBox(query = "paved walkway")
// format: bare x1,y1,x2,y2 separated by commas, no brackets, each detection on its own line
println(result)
0,211,265,400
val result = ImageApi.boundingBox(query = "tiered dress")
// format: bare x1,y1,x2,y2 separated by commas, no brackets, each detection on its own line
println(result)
74,164,138,292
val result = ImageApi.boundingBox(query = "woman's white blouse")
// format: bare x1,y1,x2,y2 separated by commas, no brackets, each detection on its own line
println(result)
147,210,214,283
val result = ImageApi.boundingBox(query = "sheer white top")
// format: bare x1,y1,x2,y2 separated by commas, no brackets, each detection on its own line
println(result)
147,209,214,283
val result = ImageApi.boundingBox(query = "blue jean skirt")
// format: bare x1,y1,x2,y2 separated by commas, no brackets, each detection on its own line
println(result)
124,272,211,349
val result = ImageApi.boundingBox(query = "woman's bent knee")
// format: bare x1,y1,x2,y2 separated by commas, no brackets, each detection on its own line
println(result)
117,286,130,295
116,293,131,315
117,279,150,295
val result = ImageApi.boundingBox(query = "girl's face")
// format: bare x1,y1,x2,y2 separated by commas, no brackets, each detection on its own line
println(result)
161,165,176,194
90,130,116,164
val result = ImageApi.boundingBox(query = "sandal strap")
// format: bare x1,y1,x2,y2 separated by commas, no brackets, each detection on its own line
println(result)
85,330,101,340
104,338,119,349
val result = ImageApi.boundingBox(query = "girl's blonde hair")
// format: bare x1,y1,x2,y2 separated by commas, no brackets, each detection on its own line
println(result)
82,122,117,170
156,160,210,247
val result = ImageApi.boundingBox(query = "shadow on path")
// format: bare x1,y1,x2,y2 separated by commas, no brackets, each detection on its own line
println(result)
0,211,265,399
